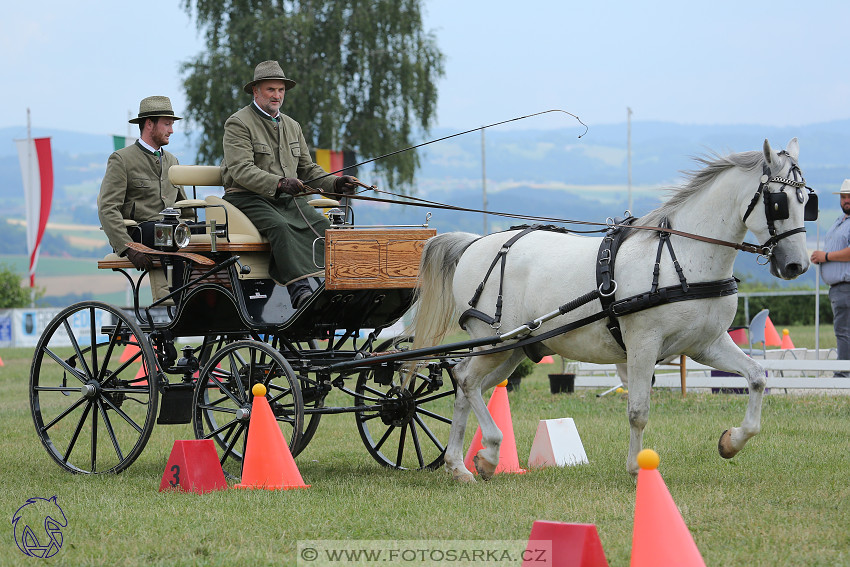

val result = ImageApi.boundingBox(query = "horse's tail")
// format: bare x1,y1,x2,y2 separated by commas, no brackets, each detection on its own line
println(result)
405,232,479,352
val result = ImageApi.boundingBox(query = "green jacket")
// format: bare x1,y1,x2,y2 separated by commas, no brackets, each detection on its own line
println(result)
221,104,338,196
97,142,188,254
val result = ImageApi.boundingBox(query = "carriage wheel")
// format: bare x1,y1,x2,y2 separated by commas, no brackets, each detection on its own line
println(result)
29,301,158,474
354,337,457,470
192,340,304,480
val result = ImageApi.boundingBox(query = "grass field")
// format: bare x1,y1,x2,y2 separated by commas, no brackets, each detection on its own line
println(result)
1,344,849,566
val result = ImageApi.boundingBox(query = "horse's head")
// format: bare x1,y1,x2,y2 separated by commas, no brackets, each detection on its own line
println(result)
741,138,814,279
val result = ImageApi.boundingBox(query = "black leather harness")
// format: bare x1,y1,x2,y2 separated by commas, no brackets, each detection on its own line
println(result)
459,223,739,355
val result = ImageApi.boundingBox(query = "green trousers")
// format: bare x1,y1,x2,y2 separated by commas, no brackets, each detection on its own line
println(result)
223,192,330,284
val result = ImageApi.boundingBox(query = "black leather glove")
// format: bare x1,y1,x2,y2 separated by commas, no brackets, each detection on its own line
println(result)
277,177,306,196
333,175,359,195
125,247,153,271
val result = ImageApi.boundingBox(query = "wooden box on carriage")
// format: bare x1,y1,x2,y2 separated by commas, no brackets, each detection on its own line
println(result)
324,228,436,290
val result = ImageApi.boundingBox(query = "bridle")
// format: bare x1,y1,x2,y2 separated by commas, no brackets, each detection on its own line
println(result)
741,151,817,263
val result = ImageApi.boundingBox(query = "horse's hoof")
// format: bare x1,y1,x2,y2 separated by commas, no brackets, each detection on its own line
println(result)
718,429,739,459
451,469,476,483
473,454,497,480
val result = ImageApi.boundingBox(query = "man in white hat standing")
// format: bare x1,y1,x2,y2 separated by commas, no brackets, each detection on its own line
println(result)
811,179,850,375
98,95,189,270
220,60,359,309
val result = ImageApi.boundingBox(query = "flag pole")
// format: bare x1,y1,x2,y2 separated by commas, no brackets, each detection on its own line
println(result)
27,108,35,306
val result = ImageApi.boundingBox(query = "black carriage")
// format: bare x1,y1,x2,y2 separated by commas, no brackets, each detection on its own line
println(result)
29,165,456,478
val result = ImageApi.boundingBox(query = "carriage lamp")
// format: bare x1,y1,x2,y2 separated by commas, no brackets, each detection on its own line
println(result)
154,208,192,250
326,207,346,225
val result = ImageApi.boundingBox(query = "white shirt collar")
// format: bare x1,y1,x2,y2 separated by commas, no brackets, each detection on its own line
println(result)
253,100,280,120
138,138,160,154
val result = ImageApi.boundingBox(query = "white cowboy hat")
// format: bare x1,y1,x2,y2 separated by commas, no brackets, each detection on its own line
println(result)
833,179,850,194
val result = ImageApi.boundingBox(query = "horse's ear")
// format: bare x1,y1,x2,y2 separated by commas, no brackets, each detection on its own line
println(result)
763,139,774,164
786,137,800,161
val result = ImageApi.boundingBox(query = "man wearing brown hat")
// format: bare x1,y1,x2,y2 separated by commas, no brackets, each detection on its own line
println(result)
811,179,850,375
221,60,358,308
98,95,189,270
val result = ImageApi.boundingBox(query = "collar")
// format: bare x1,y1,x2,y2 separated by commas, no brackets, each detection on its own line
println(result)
137,138,161,154
252,100,280,121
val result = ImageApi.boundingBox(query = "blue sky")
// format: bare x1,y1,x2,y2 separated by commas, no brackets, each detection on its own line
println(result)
2,0,849,137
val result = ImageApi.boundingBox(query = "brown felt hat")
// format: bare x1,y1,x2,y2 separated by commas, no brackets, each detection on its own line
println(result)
129,96,182,124
243,60,297,94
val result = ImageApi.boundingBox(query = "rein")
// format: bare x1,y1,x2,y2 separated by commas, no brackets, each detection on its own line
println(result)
312,188,778,257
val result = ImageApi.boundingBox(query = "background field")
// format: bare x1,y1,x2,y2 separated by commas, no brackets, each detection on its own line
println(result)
1,344,849,566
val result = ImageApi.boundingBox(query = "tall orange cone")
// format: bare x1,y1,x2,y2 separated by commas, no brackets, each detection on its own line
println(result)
780,329,795,349
630,450,705,567
539,355,555,364
234,383,309,490
463,381,527,475
764,316,781,347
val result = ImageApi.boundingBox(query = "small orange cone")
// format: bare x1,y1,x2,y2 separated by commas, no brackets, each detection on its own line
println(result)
764,316,781,347
524,521,609,567
0,354,4,367
727,328,747,345
539,355,555,364
780,329,795,349
463,381,527,475
630,450,706,567
234,384,309,490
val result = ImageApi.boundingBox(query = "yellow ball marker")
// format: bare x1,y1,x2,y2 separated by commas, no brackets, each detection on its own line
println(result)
252,383,267,397
637,448,660,470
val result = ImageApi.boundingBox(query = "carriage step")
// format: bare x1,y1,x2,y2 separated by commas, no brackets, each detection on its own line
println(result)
157,383,194,424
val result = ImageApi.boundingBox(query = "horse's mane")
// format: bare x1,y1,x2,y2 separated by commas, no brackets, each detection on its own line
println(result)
634,150,765,230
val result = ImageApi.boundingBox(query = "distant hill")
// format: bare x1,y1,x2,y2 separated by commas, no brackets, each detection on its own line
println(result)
2,120,847,290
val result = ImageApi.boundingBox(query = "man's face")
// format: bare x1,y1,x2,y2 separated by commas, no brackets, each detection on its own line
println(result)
150,118,174,148
841,194,850,215
254,80,286,116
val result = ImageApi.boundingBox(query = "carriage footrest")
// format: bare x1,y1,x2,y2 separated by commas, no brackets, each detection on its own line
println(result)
157,383,194,425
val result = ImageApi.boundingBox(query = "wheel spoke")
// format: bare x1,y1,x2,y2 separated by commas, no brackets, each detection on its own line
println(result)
63,401,93,464
373,424,395,452
413,413,445,452
97,399,124,463
409,421,425,469
63,318,93,380
413,407,452,424
395,423,408,468
100,395,145,434
90,396,98,471
41,396,88,432
42,347,87,384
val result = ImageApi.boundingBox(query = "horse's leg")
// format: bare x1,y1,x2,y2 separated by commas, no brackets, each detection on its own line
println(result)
616,363,629,389
625,349,659,476
445,350,523,481
691,334,767,459
444,358,477,482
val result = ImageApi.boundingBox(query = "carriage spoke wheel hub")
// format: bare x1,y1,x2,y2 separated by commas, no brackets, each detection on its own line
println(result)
379,386,416,427
236,407,251,422
80,382,99,399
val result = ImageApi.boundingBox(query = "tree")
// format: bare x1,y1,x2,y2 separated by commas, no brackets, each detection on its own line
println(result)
0,264,33,308
181,0,444,189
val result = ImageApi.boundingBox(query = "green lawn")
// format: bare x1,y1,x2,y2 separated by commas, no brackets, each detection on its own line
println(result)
1,345,848,566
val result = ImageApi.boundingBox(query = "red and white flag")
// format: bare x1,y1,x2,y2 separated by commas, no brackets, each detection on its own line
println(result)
15,137,54,287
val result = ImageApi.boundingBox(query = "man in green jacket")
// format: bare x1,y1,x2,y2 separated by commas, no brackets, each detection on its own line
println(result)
221,60,358,309
98,96,189,270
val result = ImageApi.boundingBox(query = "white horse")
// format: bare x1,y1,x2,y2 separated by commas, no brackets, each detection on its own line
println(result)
408,138,811,481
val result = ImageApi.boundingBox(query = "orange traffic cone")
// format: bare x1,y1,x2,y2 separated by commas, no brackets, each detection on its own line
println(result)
630,450,705,567
780,329,795,350
539,355,555,364
234,383,309,490
0,354,4,367
764,316,781,347
463,381,527,475
119,343,140,362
